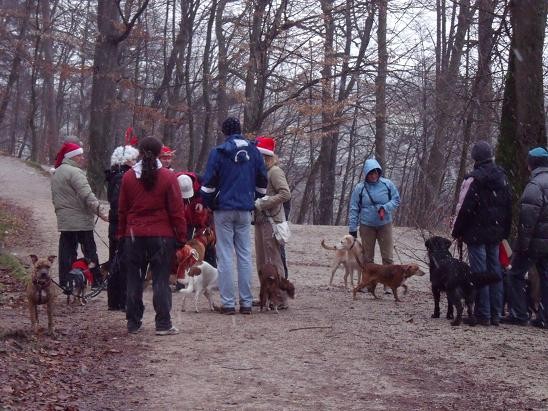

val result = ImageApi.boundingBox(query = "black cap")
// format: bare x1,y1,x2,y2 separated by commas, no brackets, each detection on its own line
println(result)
471,140,493,163
221,117,241,136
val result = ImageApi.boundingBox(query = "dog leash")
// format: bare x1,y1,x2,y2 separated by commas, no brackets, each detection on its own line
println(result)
50,278,87,301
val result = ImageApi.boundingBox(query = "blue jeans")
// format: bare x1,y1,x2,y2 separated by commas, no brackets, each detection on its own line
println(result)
214,210,253,309
507,252,548,323
467,243,503,321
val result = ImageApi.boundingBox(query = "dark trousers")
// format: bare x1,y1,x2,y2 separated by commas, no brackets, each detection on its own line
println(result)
107,238,126,310
58,231,100,288
508,253,548,324
125,237,175,332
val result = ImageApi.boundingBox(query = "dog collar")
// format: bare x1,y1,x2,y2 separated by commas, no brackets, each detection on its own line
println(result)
349,238,357,250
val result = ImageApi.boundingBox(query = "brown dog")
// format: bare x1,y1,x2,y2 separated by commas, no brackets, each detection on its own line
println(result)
27,255,57,336
259,263,286,313
353,260,425,302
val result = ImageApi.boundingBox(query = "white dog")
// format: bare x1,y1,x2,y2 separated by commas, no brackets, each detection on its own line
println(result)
179,261,218,313
321,235,364,289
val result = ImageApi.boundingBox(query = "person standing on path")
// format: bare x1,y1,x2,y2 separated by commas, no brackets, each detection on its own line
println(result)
117,137,187,335
200,117,268,315
348,158,401,292
452,140,512,326
51,141,108,289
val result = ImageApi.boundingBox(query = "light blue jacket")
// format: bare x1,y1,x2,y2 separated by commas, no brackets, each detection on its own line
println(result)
348,159,400,231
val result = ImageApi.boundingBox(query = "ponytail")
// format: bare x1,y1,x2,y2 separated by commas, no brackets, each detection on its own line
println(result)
138,137,162,191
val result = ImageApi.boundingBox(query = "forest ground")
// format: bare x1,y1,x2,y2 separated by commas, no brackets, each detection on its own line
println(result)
0,154,547,411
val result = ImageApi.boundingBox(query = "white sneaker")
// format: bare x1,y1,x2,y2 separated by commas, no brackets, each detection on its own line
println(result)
155,326,179,336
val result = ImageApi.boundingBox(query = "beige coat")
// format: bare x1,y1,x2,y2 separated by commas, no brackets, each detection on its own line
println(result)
254,164,291,224
51,158,103,231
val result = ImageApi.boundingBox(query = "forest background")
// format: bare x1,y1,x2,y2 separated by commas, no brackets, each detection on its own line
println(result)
0,0,546,230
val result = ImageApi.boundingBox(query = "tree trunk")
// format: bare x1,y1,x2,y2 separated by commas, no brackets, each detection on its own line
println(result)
88,0,148,196
498,0,547,215
375,0,387,166
39,0,58,163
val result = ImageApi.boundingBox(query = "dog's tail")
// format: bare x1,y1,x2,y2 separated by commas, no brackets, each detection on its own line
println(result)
320,240,337,251
469,271,501,287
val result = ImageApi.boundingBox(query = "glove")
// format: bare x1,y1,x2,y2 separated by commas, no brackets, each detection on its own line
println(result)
349,231,357,239
378,207,385,221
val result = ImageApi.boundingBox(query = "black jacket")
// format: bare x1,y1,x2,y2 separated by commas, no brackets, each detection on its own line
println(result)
516,166,548,256
452,161,512,245
105,165,131,241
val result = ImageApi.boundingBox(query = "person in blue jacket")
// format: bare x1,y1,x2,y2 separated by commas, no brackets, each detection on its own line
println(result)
200,117,268,315
348,159,401,286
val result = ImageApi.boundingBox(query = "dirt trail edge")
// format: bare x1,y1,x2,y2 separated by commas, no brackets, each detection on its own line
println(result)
1,155,547,411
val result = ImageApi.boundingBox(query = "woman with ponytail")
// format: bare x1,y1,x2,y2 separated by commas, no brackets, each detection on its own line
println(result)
117,137,188,335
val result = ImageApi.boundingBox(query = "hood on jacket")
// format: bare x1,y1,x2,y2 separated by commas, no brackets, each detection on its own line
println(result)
470,161,507,190
218,135,252,164
363,158,382,177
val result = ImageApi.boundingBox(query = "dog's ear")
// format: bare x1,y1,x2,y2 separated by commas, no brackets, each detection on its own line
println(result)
424,239,431,248
30,255,38,264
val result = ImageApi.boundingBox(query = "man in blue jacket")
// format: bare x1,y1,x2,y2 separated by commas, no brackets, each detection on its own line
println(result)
200,117,268,315
348,159,401,285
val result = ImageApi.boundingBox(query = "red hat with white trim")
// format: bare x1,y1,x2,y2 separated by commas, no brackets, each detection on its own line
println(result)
160,145,176,158
255,136,275,156
54,142,84,168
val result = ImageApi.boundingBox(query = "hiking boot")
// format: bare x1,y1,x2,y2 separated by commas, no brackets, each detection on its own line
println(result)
476,318,490,326
500,316,529,326
490,318,500,326
128,326,142,334
530,318,547,329
214,306,236,315
155,326,179,336
239,306,252,315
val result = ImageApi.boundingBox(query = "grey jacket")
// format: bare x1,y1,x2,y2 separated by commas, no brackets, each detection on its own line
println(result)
516,166,548,256
51,158,103,231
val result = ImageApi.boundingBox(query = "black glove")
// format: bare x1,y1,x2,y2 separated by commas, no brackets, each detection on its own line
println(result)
349,231,357,239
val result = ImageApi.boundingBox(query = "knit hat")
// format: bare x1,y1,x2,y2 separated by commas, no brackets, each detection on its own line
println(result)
471,140,493,163
54,142,84,168
159,145,176,158
527,146,548,170
255,136,276,156
110,145,140,167
222,117,241,136
177,174,194,199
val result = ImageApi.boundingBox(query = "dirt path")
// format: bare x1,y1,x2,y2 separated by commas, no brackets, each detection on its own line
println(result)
1,155,547,410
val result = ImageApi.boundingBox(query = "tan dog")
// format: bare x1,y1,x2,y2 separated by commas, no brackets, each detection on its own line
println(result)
27,255,57,336
321,235,364,289
353,260,425,302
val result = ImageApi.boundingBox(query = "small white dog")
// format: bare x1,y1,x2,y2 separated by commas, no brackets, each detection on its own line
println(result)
179,261,218,313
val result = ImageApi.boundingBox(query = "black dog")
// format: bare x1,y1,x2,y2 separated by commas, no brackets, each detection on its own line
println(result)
425,236,499,326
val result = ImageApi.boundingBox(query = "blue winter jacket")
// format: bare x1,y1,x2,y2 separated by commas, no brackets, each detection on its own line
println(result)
348,159,401,231
200,134,268,211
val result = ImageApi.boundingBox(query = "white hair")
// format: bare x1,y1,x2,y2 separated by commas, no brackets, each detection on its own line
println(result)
110,145,140,166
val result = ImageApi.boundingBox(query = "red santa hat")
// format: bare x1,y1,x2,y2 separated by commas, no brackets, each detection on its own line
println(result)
255,136,276,156
54,142,84,168
160,145,176,158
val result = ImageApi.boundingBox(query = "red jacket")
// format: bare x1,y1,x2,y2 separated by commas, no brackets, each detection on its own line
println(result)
117,168,188,243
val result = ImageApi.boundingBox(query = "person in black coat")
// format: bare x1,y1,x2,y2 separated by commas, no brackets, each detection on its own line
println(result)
104,145,139,311
452,141,512,326
502,147,548,328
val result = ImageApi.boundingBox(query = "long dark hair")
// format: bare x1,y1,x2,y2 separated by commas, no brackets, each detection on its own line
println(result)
138,137,162,191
